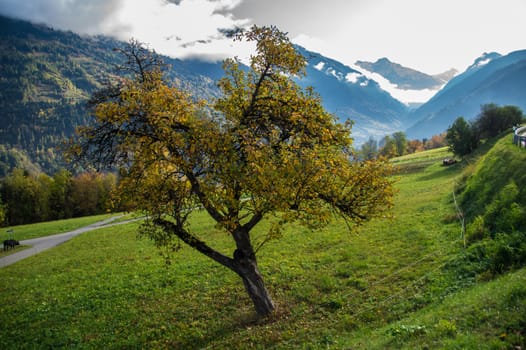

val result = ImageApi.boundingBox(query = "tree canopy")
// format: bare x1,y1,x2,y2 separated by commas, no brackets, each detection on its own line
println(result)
72,26,395,316
474,104,524,139
446,117,479,158
446,104,525,158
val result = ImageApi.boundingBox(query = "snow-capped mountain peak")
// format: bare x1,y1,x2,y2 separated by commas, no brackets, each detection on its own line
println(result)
306,51,457,106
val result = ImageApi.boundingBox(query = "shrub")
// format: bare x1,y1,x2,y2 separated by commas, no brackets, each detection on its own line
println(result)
466,215,487,243
435,319,457,337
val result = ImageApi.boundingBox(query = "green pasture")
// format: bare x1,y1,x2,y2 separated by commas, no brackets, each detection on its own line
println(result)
0,145,524,349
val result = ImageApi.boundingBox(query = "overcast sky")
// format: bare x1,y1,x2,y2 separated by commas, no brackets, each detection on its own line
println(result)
0,0,524,74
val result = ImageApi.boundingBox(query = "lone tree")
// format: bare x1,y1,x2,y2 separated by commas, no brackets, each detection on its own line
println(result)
72,26,394,316
446,116,479,158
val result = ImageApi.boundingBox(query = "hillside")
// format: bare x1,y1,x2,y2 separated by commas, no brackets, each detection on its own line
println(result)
0,15,222,176
1,134,524,348
0,16,419,176
406,50,526,139
460,132,526,239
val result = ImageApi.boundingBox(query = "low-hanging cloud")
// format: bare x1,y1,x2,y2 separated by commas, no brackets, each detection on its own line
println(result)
0,0,130,36
0,0,251,61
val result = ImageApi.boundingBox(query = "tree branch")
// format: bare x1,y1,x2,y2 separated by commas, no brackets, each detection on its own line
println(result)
153,218,236,270
185,171,226,224
243,212,263,232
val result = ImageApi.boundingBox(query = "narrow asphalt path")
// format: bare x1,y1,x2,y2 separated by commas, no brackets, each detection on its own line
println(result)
0,216,143,268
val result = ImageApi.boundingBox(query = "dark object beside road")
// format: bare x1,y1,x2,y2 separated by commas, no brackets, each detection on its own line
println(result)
3,239,20,251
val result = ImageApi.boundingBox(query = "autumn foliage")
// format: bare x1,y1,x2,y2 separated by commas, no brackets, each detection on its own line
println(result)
73,27,395,316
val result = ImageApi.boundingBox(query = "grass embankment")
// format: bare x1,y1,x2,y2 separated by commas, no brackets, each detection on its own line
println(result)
0,142,524,349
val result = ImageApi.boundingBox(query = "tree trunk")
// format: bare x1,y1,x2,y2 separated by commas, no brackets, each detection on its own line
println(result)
235,256,275,316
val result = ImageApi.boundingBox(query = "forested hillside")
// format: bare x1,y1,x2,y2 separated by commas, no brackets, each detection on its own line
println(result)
0,15,221,176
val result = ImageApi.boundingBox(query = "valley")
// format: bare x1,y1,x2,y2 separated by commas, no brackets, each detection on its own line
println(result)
1,15,526,176
1,134,524,348
0,13,525,348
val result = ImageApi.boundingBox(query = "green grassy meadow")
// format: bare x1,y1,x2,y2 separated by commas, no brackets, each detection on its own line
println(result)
0,145,524,349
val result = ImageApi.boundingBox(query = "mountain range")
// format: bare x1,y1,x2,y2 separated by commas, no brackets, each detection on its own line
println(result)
405,51,526,139
356,58,457,91
1,15,525,175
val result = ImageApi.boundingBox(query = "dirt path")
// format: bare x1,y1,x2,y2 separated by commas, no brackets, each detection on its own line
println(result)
0,216,142,268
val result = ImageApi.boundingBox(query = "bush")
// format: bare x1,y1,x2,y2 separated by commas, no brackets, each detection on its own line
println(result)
466,215,487,243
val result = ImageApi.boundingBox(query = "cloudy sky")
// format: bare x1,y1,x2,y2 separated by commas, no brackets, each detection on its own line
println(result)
0,0,524,74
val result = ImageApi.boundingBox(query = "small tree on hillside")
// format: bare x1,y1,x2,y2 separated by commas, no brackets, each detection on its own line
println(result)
72,27,395,316
424,133,447,150
446,117,479,158
379,135,397,158
359,136,379,160
392,131,408,156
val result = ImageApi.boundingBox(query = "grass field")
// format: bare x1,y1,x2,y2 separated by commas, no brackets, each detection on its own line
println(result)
0,146,524,349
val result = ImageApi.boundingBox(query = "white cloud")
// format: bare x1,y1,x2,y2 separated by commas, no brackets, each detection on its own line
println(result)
105,0,258,60
0,0,127,35
0,0,252,61
241,0,526,74
0,0,524,72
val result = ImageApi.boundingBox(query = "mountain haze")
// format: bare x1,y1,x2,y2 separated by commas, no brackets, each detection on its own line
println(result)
295,46,410,143
406,50,526,139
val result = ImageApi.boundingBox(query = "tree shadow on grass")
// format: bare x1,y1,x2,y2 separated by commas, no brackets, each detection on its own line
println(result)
171,297,292,349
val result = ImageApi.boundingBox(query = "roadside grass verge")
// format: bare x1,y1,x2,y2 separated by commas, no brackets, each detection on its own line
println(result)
0,245,31,258
0,213,120,242
2,147,520,348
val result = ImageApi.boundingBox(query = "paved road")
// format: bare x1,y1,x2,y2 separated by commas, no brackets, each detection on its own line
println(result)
0,216,141,268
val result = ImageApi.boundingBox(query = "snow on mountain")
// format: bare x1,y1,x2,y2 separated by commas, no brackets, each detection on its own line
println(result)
355,58,458,105
466,52,502,71
295,46,410,145
311,57,442,105
351,65,442,106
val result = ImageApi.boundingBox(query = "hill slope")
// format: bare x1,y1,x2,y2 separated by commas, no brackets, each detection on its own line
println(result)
0,15,222,175
0,16,415,175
